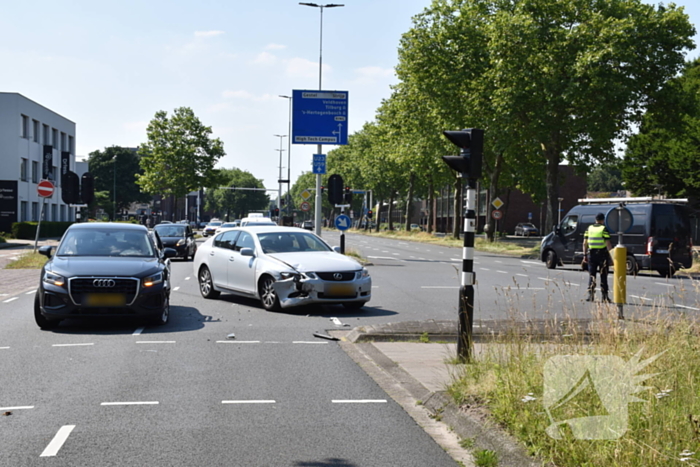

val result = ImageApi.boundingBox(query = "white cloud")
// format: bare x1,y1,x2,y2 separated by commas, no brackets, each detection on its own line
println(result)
253,51,277,65
194,30,225,38
285,57,329,79
265,43,286,50
221,90,276,102
356,66,394,80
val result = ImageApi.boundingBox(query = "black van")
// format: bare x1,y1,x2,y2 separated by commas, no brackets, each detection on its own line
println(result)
540,199,693,276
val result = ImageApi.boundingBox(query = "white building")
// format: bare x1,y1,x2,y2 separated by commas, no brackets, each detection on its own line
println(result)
0,93,76,232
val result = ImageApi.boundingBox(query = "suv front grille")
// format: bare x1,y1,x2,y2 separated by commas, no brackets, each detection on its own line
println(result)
69,277,140,306
316,272,355,281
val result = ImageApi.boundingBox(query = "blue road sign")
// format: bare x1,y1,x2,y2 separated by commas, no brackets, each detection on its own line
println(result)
312,154,326,174
292,90,348,145
335,214,351,231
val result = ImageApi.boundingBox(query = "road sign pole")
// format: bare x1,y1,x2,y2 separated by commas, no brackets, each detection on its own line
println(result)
315,145,322,236
458,178,477,362
33,198,46,253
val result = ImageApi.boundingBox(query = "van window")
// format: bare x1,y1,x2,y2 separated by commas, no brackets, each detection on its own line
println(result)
561,215,578,233
651,205,691,238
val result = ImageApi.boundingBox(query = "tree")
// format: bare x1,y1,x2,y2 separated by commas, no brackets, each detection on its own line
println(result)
87,146,150,220
396,0,695,231
622,59,700,199
588,163,624,193
204,168,269,220
137,107,225,206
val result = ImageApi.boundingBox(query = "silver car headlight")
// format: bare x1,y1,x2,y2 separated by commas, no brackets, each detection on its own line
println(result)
43,271,66,287
303,272,318,280
143,272,163,288
356,268,370,280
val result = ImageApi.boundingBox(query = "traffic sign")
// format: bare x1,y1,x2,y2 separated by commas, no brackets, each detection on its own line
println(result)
335,214,351,231
300,189,312,200
605,207,634,234
300,201,311,212
292,90,349,145
37,180,54,198
491,210,503,220
492,197,504,209
312,154,326,174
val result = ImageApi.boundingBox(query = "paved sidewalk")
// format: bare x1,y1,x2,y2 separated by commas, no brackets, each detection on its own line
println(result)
0,238,58,297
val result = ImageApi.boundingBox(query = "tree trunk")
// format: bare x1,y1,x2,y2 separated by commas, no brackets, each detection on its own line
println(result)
544,142,561,233
427,177,434,234
451,176,462,239
387,194,395,231
486,152,505,242
405,172,415,231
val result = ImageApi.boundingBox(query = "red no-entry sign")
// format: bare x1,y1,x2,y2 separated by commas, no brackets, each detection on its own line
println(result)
37,180,55,198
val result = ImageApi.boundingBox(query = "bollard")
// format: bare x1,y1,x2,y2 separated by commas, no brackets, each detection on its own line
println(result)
612,245,626,319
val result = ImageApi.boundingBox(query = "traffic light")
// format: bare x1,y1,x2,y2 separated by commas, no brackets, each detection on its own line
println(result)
367,209,373,219
442,128,484,179
80,172,95,205
274,208,280,217
343,187,352,204
327,174,344,205
61,170,80,205
320,186,324,193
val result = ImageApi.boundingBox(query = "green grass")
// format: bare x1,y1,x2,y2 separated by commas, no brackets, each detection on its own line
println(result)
448,306,700,467
473,449,498,467
5,252,48,269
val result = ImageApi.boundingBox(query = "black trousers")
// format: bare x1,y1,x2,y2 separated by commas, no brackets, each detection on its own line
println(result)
587,249,610,293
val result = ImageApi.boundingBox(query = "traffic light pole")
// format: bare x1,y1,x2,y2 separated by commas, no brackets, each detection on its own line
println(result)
459,177,477,362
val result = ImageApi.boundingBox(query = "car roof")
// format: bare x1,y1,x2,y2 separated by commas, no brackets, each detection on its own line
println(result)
68,222,147,232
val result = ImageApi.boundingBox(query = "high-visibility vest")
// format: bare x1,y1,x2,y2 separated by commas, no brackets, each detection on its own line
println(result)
585,224,609,249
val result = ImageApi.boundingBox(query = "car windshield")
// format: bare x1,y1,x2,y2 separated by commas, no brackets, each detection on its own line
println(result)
154,225,186,237
56,228,155,257
207,222,222,228
258,232,332,254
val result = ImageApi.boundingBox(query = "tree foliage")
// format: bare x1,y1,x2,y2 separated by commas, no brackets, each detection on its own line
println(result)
204,168,269,220
137,107,226,199
87,146,150,219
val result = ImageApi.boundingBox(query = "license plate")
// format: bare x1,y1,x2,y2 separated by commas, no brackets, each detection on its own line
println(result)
656,249,669,254
83,293,126,307
325,284,355,297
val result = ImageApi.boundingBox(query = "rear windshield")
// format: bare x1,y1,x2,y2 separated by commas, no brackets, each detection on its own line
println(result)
651,205,691,239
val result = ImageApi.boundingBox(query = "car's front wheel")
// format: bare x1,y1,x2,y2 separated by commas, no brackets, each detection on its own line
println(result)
259,275,281,311
34,293,61,330
150,296,170,326
545,250,558,269
198,266,220,299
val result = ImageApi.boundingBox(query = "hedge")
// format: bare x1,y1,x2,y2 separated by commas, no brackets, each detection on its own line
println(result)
11,221,74,240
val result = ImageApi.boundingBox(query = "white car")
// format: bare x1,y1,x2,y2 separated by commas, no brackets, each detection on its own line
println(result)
193,226,371,311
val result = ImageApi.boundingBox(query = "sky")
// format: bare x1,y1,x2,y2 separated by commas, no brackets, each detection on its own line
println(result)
2,0,699,195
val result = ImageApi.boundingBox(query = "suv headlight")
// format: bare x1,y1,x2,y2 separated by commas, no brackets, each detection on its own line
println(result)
176,239,185,246
143,272,163,287
356,268,370,279
43,271,66,287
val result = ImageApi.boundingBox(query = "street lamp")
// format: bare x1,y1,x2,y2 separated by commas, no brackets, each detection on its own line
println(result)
113,153,117,221
279,95,292,213
274,134,287,222
558,197,564,225
299,2,344,236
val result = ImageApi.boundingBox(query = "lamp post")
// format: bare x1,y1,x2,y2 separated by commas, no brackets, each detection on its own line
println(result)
274,134,287,222
113,153,117,221
279,95,292,214
299,2,344,236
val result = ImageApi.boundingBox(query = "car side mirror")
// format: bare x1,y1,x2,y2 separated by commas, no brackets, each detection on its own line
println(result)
163,247,177,258
332,246,341,253
553,225,560,234
240,247,255,257
38,245,53,258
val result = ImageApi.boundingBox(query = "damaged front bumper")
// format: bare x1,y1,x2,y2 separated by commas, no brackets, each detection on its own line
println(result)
271,274,372,308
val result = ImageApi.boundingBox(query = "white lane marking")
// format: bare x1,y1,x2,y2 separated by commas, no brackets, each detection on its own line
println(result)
422,286,459,289
564,282,580,287
496,287,545,290
538,277,552,282
655,282,675,287
367,256,401,260
494,260,502,263
630,295,654,302
675,305,700,311
0,347,9,350
332,399,387,404
293,341,329,344
516,274,528,277
133,327,145,336
52,343,94,347
185,277,191,280
101,401,159,406
450,258,462,262
40,425,75,457
216,341,260,344
497,270,508,274
3,297,18,303
0,406,33,410
135,341,176,344
222,400,276,404
25,290,36,295
480,268,490,271
173,286,180,291
521,260,542,265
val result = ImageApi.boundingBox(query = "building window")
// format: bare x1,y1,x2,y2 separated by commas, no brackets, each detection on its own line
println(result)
69,135,74,154
43,124,50,145
52,165,59,185
52,129,58,148
20,158,28,181
32,202,39,222
61,132,67,151
32,161,39,183
33,120,40,142
21,115,29,138
51,204,57,222
60,205,66,221
21,202,27,222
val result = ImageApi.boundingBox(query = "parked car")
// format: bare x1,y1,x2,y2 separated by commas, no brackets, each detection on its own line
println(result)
203,220,222,237
302,220,314,231
193,226,372,311
540,198,693,276
153,223,197,260
240,217,277,227
34,223,176,329
214,222,239,235
514,223,539,237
